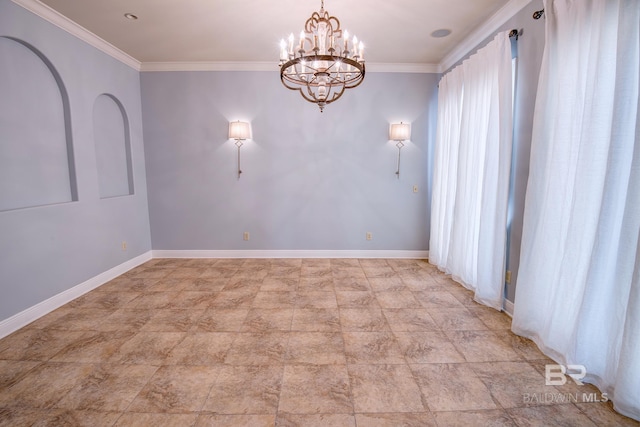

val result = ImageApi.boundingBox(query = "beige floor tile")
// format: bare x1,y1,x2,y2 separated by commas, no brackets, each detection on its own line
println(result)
382,309,439,332
222,278,263,293
165,332,235,365
261,277,299,292
115,412,199,427
300,266,333,278
267,267,301,278
470,361,561,409
55,364,157,411
0,329,85,361
295,291,338,309
241,308,294,332
363,267,398,278
43,308,115,331
410,363,497,412
394,331,465,364
333,277,371,291
127,292,181,309
348,364,425,413
276,413,356,427
332,267,367,280
355,412,437,427
335,291,380,308
291,308,341,332
224,332,289,365
575,401,640,426
494,331,547,360
96,309,153,332
428,308,489,331
298,277,334,292
278,365,353,414
0,362,94,409
110,332,185,365
50,331,135,363
343,332,405,364
413,291,466,309
507,404,598,426
367,277,407,292
468,306,512,330
195,414,276,427
375,291,422,309
445,330,522,362
0,258,629,426
128,365,219,413
252,292,297,308
31,409,122,427
286,332,346,365
202,365,283,414
68,291,141,310
140,309,204,332
433,409,517,426
195,309,248,332
0,360,40,389
339,308,390,332
210,291,256,308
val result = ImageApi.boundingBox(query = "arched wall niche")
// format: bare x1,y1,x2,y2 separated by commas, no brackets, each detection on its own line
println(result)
92,93,134,198
0,36,77,211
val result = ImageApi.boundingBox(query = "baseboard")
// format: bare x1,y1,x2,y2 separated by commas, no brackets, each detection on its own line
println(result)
152,249,429,259
503,298,514,317
0,251,152,339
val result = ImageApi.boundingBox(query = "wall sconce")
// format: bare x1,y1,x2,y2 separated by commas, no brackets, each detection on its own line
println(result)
228,120,251,179
389,122,411,179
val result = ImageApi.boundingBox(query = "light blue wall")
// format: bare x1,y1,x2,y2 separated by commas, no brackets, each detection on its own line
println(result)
0,0,152,321
141,71,439,250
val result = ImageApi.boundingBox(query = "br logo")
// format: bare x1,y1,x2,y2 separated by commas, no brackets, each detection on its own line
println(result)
545,364,586,386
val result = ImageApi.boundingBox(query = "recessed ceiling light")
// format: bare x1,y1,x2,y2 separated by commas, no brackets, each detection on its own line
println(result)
124,13,138,20
431,29,452,38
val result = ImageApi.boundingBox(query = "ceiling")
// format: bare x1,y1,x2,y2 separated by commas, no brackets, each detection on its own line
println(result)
31,0,516,69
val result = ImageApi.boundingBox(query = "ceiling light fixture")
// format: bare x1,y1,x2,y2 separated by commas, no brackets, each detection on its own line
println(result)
431,29,451,38
124,13,138,20
278,0,365,112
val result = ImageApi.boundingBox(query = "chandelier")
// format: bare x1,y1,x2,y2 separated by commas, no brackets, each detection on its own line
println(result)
278,0,365,112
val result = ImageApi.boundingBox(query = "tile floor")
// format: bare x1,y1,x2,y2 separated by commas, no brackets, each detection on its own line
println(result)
0,258,637,426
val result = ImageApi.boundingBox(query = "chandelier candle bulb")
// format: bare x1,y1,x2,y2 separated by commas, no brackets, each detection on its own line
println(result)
359,42,364,60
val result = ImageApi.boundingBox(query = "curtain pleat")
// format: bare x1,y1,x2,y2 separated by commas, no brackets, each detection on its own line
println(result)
429,32,513,310
512,0,640,420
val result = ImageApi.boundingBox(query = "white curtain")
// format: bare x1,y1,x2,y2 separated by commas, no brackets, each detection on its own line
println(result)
430,32,513,310
512,0,640,421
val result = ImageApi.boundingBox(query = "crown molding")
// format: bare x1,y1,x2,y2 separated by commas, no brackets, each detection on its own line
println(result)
140,61,439,73
439,0,533,73
11,0,141,70
366,62,440,74
140,61,277,72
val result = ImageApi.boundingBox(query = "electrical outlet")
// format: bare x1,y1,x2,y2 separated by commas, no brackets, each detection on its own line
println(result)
243,232,250,241
121,241,127,251
366,232,373,241
505,270,512,284
413,185,418,193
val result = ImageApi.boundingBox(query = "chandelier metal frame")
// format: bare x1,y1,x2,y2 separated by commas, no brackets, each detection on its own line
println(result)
279,0,365,112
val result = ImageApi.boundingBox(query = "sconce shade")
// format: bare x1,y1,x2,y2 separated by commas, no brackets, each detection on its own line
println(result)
229,121,251,140
389,122,411,141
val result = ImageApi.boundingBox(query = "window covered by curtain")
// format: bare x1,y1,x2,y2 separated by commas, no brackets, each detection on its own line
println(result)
512,0,640,420
430,32,513,310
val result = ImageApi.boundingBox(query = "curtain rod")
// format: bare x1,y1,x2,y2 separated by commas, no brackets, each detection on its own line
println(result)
533,9,544,19
509,29,521,40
